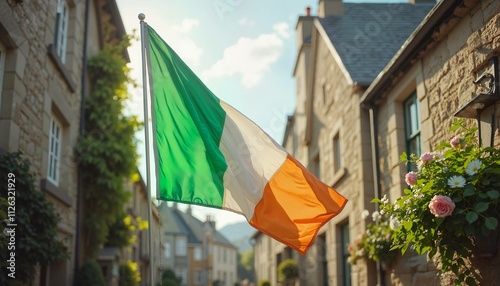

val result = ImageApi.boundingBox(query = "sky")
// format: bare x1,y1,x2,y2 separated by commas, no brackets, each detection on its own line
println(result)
115,0,412,229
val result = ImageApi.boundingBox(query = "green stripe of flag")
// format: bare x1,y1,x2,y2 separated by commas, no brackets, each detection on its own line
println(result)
148,26,227,207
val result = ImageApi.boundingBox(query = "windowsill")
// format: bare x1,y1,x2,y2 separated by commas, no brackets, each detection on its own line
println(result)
40,178,73,207
330,167,347,187
47,44,76,93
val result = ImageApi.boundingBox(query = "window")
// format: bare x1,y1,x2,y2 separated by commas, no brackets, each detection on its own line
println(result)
54,0,69,63
194,246,202,261
48,116,62,186
318,234,328,286
340,223,351,286
175,236,187,256
223,248,227,263
194,269,203,285
164,242,171,258
404,92,421,171
333,133,342,173
176,268,187,285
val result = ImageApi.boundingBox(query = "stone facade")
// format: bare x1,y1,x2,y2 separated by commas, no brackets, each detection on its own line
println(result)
0,0,128,284
120,176,163,286
362,0,500,285
252,0,500,285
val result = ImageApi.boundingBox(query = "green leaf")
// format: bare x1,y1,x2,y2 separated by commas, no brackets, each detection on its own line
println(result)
466,212,478,224
487,190,500,199
400,152,408,162
465,224,475,236
463,185,475,197
403,221,413,230
474,202,489,213
485,217,498,230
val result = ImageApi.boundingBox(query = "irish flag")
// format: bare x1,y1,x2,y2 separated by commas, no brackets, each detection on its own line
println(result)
147,25,347,254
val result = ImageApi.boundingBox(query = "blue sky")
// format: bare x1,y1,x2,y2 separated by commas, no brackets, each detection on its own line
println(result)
116,0,414,229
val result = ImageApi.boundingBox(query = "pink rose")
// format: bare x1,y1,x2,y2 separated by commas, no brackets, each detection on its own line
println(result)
420,152,434,163
428,195,455,218
450,135,465,149
405,171,418,187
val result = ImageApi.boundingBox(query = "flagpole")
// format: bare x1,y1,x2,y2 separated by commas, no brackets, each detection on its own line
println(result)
139,13,155,286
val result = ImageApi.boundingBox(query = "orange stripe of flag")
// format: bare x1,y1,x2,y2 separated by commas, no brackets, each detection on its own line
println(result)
249,155,348,254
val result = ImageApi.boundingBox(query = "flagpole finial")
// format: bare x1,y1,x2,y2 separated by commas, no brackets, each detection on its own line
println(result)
138,13,146,21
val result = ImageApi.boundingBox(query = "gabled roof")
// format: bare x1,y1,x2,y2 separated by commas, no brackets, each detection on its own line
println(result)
159,203,236,248
317,2,434,86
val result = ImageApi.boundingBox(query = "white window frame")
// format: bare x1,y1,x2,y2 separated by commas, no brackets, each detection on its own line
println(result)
194,246,202,261
175,236,187,256
54,0,69,63
48,116,63,186
164,242,171,258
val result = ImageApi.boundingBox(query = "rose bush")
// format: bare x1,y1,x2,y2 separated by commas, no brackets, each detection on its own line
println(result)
347,209,397,266
376,119,500,285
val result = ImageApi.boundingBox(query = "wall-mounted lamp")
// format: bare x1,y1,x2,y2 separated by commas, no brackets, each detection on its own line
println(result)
454,57,500,146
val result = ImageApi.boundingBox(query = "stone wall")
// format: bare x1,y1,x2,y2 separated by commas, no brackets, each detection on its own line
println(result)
376,0,500,285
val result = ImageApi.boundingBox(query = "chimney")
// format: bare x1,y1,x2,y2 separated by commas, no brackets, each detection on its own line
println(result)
318,0,344,18
296,6,314,50
205,215,216,229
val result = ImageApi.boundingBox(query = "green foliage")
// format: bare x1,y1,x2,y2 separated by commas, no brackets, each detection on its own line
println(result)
76,34,141,258
119,260,141,286
378,119,500,285
258,279,271,286
107,212,147,249
158,269,182,286
277,259,299,282
74,259,105,286
347,211,396,266
238,250,255,282
0,152,68,285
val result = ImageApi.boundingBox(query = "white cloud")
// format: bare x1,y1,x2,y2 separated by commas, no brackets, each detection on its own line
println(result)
201,26,288,88
273,22,290,39
173,18,199,33
166,18,204,66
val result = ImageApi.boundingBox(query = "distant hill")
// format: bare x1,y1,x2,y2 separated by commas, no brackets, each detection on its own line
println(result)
219,221,256,253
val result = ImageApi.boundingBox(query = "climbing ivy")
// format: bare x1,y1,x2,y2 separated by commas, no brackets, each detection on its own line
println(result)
75,34,141,258
0,152,68,285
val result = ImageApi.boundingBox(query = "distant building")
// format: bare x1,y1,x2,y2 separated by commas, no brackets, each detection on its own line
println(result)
159,203,238,286
118,174,162,286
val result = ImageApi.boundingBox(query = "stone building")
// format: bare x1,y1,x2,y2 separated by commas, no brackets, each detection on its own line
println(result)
253,0,433,285
159,203,238,286
117,174,163,286
360,0,500,285
0,0,127,284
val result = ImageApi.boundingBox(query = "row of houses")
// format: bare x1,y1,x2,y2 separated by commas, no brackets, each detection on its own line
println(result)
253,0,500,285
0,0,237,285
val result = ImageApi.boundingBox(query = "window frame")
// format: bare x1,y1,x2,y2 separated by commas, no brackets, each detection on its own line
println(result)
333,133,342,173
403,92,421,171
340,222,351,286
54,0,69,63
47,116,63,186
175,236,187,256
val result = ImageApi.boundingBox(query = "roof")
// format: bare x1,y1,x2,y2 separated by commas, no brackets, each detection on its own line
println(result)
360,0,464,104
159,203,236,248
318,2,435,86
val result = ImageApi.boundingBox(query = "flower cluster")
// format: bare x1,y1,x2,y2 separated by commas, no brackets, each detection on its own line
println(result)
377,119,500,285
347,209,396,266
